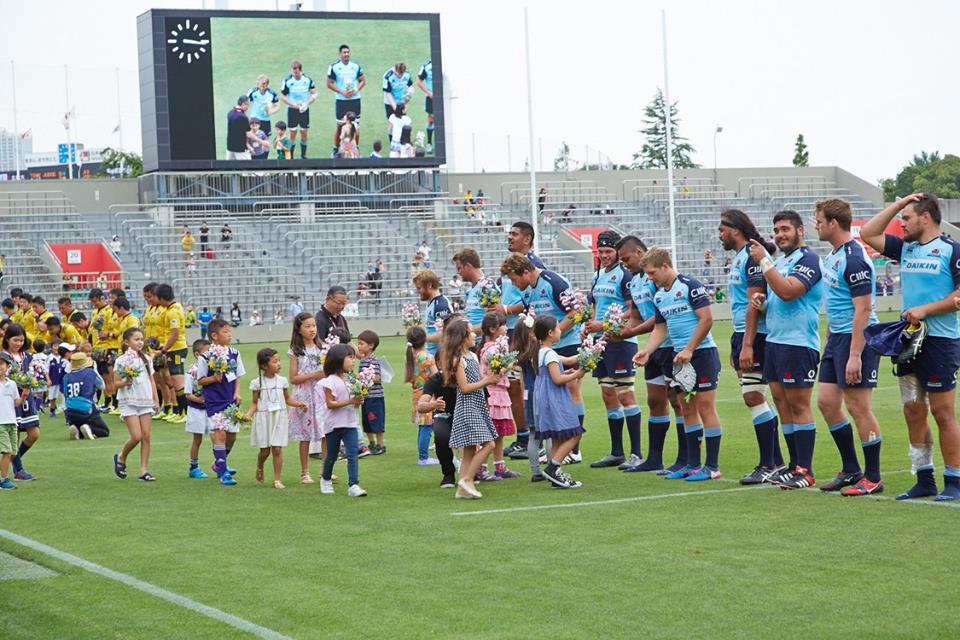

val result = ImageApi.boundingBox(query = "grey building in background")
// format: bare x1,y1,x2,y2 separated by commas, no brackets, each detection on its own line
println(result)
0,128,32,173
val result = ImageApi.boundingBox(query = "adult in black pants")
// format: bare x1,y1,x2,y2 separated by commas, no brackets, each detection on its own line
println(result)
420,371,457,488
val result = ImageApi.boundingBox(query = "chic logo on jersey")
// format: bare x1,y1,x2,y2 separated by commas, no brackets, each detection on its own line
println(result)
849,270,870,284
793,264,817,278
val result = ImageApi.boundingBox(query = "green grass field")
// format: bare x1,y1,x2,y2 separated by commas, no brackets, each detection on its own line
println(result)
2,320,959,639
211,16,433,161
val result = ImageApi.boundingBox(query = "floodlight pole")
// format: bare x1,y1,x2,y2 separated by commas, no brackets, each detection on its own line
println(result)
116,67,124,151
524,6,540,253
11,61,20,180
661,9,676,257
64,64,73,180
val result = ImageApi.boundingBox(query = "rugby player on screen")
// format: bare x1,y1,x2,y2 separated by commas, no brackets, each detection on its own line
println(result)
416,59,434,153
280,60,317,159
327,44,365,158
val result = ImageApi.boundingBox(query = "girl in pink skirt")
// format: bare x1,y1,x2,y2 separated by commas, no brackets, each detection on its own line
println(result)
478,312,520,480
287,312,326,484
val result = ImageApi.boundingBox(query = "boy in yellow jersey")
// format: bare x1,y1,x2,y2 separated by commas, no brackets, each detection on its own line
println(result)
2,298,17,323
57,296,84,332
157,284,189,424
7,288,24,326
45,317,83,346
88,288,117,412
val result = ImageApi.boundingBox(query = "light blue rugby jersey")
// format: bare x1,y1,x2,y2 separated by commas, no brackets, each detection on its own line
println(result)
382,69,412,104
628,272,672,349
247,87,279,121
328,60,364,100
728,246,768,334
281,74,315,105
523,269,581,350
882,234,960,339
502,252,545,330
823,240,878,334
589,264,635,344
464,278,497,327
765,246,825,351
653,274,715,351
418,60,433,94
424,293,452,356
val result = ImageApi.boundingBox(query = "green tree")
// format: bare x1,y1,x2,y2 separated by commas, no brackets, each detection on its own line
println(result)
881,151,942,201
631,89,699,170
96,147,143,178
912,154,960,199
553,141,571,172
792,134,809,167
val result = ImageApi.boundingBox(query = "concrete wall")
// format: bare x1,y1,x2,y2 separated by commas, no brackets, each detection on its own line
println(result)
0,178,139,213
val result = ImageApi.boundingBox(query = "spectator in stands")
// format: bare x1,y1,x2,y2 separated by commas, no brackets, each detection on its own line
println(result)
370,139,383,159
315,286,350,340
411,252,424,273
198,307,212,340
273,310,284,325
229,302,242,327
186,252,197,275
181,225,190,237
714,286,726,303
185,304,196,327
213,306,223,320
95,272,107,290
368,268,383,305
417,240,432,268
476,189,486,208
702,249,714,283
289,296,303,319
249,310,262,326
559,203,575,223
537,187,547,215
220,224,232,251
181,230,196,262
110,236,121,258
199,221,210,255
464,189,475,217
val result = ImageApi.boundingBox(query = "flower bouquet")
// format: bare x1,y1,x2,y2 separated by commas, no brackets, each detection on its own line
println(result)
347,365,377,399
483,335,518,374
601,303,628,336
207,344,236,375
576,335,606,371
114,350,144,381
146,337,161,352
211,403,250,430
92,314,105,332
561,289,593,325
310,334,341,368
478,278,501,307
9,366,37,391
402,303,422,329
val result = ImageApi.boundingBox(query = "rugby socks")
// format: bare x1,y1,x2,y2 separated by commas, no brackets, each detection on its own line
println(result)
112,394,119,409
861,437,882,483
300,143,308,159
645,415,670,467
750,403,777,468
684,422,703,469
782,423,798,469
623,405,642,458
772,416,785,467
212,445,227,477
829,420,861,474
606,407,625,457
941,466,960,500
793,423,817,474
669,416,687,470
427,123,434,145
175,389,187,416
704,426,722,469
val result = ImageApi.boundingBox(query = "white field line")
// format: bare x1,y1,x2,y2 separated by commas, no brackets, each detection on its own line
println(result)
0,529,294,640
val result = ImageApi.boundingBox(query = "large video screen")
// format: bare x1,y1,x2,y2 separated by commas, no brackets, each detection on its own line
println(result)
138,9,443,172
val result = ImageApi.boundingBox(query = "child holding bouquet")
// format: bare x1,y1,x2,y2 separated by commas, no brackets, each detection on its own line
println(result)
404,326,439,466
478,312,520,479
114,327,159,481
533,315,587,489
319,344,368,497
196,319,245,486
2,324,40,481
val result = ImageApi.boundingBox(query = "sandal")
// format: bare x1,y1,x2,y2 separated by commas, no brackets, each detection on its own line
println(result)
300,472,314,484
113,454,127,480
331,473,339,482
255,467,264,483
273,480,285,490
138,472,156,482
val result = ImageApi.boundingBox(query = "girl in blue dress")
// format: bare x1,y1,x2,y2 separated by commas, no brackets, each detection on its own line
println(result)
533,316,586,488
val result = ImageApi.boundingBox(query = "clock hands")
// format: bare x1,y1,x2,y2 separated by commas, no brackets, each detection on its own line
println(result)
182,38,209,45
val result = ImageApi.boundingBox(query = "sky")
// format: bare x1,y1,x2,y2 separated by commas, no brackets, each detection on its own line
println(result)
1,0,957,184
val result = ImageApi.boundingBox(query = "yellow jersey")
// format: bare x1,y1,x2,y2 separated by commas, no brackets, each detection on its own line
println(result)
59,324,84,346
64,309,83,333
113,312,142,349
89,304,114,350
35,310,54,344
162,302,188,351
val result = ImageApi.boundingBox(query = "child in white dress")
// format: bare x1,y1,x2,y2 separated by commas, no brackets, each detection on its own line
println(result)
246,348,306,489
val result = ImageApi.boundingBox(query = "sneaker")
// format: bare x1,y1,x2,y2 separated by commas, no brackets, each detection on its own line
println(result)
618,454,643,470
440,475,456,488
369,445,384,455
68,425,79,440
766,465,794,485
779,467,816,490
841,477,884,496
426,143,433,153
358,446,371,458
663,465,692,480
624,459,664,473
320,479,335,494
504,441,527,459
740,465,774,485
417,458,440,466
475,470,502,482
820,470,863,492
13,470,34,482
188,467,209,479
220,473,237,486
590,454,626,469
659,460,686,476
685,466,722,482
546,469,581,489
495,467,521,479
80,424,96,440
542,464,567,487
98,404,112,413
562,451,582,465
347,484,368,497
560,470,582,489
0,478,16,490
